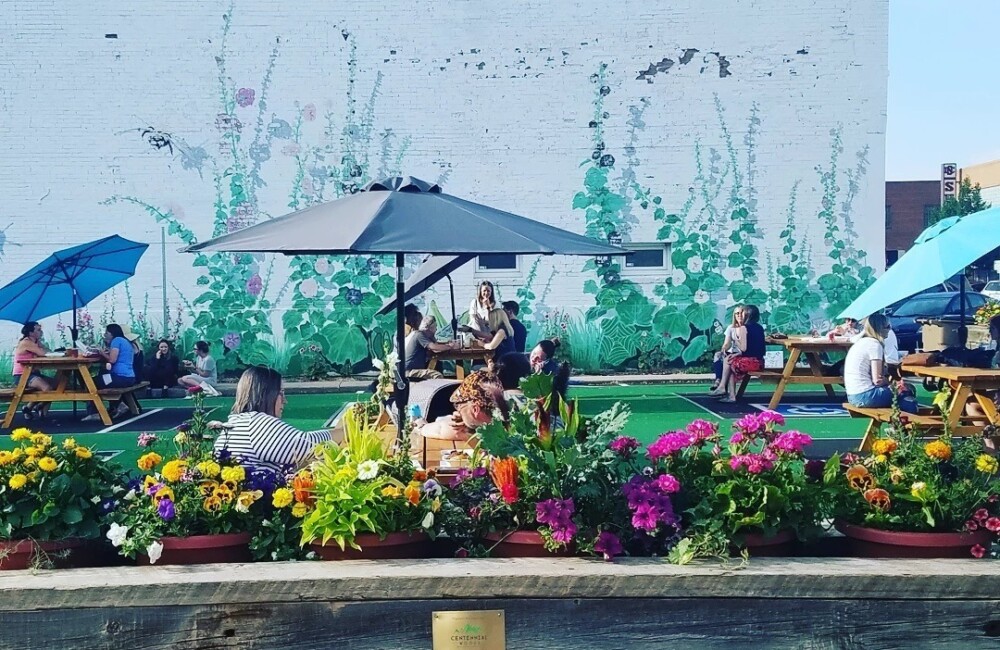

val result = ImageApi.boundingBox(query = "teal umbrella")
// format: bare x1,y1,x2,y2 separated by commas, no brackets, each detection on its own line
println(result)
839,207,1000,340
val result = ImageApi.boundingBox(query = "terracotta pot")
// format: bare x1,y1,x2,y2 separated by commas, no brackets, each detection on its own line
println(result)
484,530,572,558
731,529,798,557
136,532,252,565
310,531,432,560
0,538,84,571
835,521,994,559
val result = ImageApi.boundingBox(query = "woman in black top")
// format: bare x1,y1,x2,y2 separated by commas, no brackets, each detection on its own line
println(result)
147,339,181,396
719,304,766,403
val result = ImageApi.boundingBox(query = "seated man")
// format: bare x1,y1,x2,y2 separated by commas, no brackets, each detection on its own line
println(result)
406,315,459,381
502,301,528,353
827,317,861,339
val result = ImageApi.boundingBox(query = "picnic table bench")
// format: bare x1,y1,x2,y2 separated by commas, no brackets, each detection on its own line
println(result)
843,403,945,452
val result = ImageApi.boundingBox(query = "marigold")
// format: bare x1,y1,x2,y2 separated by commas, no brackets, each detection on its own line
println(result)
24,446,42,458
10,427,32,441
291,502,309,518
196,460,221,479
413,470,428,482
203,496,223,512
161,459,188,483
62,437,77,450
874,454,888,464
10,447,23,461
75,447,93,460
37,457,58,472
272,488,294,508
292,471,315,505
8,473,27,490
871,439,898,456
0,451,14,466
924,440,952,461
138,452,163,471
220,465,245,483
23,456,36,467
976,454,999,474
864,488,891,512
845,464,874,491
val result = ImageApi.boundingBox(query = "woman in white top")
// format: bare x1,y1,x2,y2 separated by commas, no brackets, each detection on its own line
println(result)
710,306,744,394
212,366,332,474
179,340,220,397
844,314,917,413
467,281,497,328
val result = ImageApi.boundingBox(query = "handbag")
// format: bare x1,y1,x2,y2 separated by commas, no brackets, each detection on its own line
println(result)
900,352,937,367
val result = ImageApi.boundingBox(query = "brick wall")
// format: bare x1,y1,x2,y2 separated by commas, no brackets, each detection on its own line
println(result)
885,180,940,252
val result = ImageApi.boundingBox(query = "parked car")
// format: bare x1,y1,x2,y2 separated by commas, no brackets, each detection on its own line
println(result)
888,291,988,352
883,278,965,316
981,280,1000,302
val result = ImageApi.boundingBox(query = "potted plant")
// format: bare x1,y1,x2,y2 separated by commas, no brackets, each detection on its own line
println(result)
831,406,998,558
650,412,829,562
444,375,642,559
0,428,120,570
247,466,318,561
106,387,262,564
300,408,440,559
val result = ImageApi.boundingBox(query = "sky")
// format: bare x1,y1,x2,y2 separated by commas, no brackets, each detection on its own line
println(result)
887,0,1000,180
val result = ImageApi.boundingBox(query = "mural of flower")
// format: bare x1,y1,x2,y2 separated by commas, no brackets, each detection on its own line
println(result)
236,87,256,107
670,269,687,286
693,290,710,304
687,255,704,273
366,258,381,276
223,332,242,350
246,274,262,297
302,103,317,121
299,278,318,298
346,288,363,306
314,259,330,274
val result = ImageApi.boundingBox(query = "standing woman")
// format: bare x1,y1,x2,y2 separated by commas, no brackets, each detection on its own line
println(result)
717,304,766,403
467,281,497,328
12,321,55,420
844,313,917,412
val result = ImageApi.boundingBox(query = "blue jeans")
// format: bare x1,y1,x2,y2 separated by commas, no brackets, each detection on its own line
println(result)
848,386,918,413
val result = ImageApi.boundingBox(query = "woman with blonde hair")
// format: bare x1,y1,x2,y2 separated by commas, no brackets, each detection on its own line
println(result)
844,313,917,412
211,366,332,472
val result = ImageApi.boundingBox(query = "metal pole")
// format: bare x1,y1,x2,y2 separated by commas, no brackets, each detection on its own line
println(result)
447,274,458,341
394,253,408,435
959,273,968,347
161,227,168,336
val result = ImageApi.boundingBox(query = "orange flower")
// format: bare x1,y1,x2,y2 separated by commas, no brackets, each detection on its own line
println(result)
846,464,874,491
292,471,315,505
490,457,520,504
924,440,952,462
404,482,421,505
413,470,428,482
871,439,898,456
864,488,891,512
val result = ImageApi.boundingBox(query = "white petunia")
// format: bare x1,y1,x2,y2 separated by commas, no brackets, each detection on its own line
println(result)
694,290,710,304
106,523,129,548
421,512,435,529
91,495,102,504
357,460,380,481
687,255,704,273
146,541,164,565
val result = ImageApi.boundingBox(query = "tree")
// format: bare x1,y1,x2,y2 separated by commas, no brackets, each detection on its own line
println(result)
930,177,990,225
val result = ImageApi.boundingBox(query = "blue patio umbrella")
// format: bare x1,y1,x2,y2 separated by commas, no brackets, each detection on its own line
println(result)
0,235,149,342
839,206,1000,341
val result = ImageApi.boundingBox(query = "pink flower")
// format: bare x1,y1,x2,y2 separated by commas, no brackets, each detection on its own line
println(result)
646,431,694,461
593,531,623,561
299,278,318,298
137,432,158,448
236,87,255,107
654,473,680,494
986,517,1000,533
975,508,990,522
729,432,745,445
734,414,763,436
770,430,813,455
302,103,317,121
609,436,640,457
758,410,785,429
966,519,980,531
685,419,718,442
971,544,986,558
246,274,262,297
187,385,204,394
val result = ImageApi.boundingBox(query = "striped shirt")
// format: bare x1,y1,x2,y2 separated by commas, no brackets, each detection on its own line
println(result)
213,412,332,473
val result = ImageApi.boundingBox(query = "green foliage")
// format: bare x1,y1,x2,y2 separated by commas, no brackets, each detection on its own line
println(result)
931,177,990,225
767,182,822,332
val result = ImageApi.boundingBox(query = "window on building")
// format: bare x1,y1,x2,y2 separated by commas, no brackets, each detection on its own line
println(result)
923,204,939,228
623,244,669,269
885,204,892,229
476,254,518,271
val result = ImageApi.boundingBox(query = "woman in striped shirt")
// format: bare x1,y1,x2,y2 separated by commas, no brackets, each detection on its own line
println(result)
212,366,332,473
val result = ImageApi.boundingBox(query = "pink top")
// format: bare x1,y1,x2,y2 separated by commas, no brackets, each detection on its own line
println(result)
12,343,39,376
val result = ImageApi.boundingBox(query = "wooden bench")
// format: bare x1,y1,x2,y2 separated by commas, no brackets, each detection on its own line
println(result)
0,387,37,400
97,381,151,416
734,369,785,398
844,403,944,452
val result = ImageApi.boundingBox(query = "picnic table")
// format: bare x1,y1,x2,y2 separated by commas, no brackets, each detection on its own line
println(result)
744,336,851,410
901,364,1000,436
2,355,112,427
426,347,494,380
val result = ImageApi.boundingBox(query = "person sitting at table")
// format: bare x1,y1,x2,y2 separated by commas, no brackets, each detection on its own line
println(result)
404,304,421,335
178,341,221,397
467,281,497,331
714,304,765,403
146,339,181,397
480,308,516,357
710,306,745,394
211,366,333,473
844,313,918,413
123,326,145,383
82,323,137,421
406,315,460,381
414,370,509,445
826,317,861,339
12,321,55,421
494,351,532,408
502,301,528,353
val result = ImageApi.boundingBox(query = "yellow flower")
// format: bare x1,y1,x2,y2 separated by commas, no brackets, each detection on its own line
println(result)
27,471,38,483
161,459,188,483
0,451,14,466
291,502,309,518
23,456,37,467
203,496,223,513
144,475,159,490
381,485,402,498
10,447,23,461
173,432,188,445
8,474,27,490
431,497,441,513
138,452,163,471
199,480,218,497
871,439,898,456
272,487,294,508
213,485,235,503
874,454,887,464
196,460,221,478
75,447,93,460
404,483,421,506
37,456,58,472
153,486,175,506
62,437,77,450
889,466,904,484
911,482,928,499
220,465,245,483
30,433,52,448
236,490,263,512
24,446,42,458
222,479,239,493
10,427,32,441
924,440,952,462
976,454,999,474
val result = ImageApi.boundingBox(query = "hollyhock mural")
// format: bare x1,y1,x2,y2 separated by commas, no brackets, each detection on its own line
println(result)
0,1,887,378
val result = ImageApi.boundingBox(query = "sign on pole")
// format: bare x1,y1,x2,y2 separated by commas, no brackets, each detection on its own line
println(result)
941,163,958,204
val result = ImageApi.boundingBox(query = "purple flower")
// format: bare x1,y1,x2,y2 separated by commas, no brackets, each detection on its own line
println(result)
216,448,232,462
654,473,680,494
137,432,158,448
157,498,175,521
594,531,623,561
177,422,192,433
609,436,640,457
423,479,442,498
223,332,242,351
631,502,660,532
346,288,364,306
729,432,745,445
146,482,165,496
805,459,825,481
550,521,578,545
451,468,471,486
246,274,262,297
536,498,575,527
471,467,488,479
236,87,256,107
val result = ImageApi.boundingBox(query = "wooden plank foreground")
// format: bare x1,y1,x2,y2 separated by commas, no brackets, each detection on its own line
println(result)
1,558,1000,648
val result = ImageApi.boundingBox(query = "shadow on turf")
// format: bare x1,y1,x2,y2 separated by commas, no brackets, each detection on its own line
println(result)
7,407,205,434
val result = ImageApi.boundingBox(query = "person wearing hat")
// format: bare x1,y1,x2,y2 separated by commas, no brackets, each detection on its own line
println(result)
82,323,138,421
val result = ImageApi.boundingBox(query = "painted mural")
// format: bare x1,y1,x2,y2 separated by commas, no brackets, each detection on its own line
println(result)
0,2,887,380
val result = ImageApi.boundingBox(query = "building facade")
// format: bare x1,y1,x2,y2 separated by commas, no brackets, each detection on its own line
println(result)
960,160,1000,208
0,0,889,374
885,180,941,266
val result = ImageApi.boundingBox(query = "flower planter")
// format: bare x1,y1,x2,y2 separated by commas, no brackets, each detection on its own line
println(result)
484,530,572,558
835,521,994,559
310,531,432,560
0,538,84,570
137,532,252,565
731,529,798,557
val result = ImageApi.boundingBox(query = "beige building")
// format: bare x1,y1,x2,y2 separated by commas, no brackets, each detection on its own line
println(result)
960,160,1000,206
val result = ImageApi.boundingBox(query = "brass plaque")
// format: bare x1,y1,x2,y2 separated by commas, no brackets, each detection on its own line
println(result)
432,610,505,650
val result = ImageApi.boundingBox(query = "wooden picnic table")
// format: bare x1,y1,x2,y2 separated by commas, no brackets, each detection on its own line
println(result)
901,364,1000,436
427,347,494,380
2,355,111,427
756,336,852,410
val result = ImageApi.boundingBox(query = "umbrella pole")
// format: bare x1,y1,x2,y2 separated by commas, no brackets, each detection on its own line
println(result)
447,274,458,341
394,253,408,439
959,274,968,347
72,295,78,419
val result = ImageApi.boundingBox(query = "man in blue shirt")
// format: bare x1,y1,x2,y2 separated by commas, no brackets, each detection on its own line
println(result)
503,301,528,353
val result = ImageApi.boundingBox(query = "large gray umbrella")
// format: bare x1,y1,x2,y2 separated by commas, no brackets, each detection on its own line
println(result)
184,176,627,427
376,254,473,338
